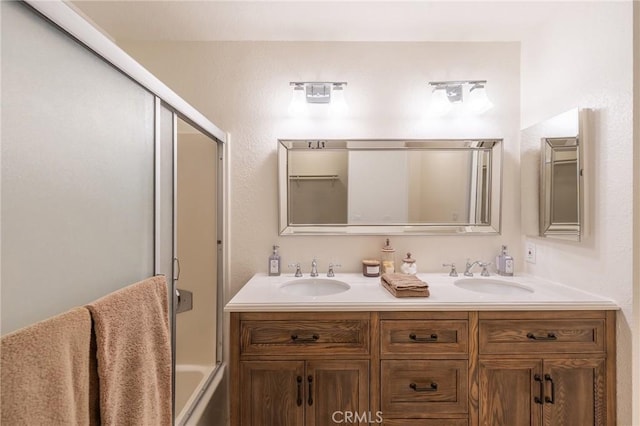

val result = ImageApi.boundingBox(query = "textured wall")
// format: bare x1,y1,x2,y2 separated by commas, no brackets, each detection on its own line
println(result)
520,2,635,423
119,40,521,296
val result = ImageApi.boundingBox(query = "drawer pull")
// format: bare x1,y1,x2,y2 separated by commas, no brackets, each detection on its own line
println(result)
544,374,555,404
296,376,303,407
526,332,557,341
409,333,438,342
291,334,319,343
307,375,314,406
409,382,438,392
533,374,544,404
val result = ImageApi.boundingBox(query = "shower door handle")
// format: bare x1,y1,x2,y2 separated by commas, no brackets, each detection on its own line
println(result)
176,288,193,314
173,257,181,281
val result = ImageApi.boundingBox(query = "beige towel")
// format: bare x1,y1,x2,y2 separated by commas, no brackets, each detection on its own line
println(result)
1,307,99,425
381,273,430,298
86,276,172,426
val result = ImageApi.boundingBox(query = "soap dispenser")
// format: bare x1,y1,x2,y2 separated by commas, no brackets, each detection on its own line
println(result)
268,245,281,276
496,245,514,276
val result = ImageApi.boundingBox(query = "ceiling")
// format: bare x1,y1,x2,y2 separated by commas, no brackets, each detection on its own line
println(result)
68,1,584,43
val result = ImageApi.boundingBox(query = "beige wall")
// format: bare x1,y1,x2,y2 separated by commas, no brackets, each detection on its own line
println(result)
176,131,218,367
119,40,521,295
520,2,635,423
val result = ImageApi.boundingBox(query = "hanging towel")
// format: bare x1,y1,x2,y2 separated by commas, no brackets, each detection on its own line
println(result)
1,306,99,425
86,275,172,426
381,273,430,297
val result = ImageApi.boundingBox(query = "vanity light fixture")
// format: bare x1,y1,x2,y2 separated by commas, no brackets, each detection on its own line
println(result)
288,81,348,116
427,80,493,116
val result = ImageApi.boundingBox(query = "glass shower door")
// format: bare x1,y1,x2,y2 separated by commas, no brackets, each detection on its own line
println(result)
173,117,221,424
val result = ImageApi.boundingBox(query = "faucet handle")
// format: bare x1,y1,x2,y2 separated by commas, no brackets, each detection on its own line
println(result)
442,263,458,277
288,263,303,277
327,263,342,277
478,262,492,277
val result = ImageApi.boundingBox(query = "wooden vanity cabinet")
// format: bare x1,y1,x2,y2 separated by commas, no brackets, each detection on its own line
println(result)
476,311,616,426
230,312,371,426
230,309,616,426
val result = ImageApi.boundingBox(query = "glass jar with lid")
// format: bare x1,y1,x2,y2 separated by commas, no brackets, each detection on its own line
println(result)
400,252,417,275
381,238,396,274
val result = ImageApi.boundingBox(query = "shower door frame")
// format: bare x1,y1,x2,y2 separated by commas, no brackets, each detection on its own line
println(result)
22,1,228,424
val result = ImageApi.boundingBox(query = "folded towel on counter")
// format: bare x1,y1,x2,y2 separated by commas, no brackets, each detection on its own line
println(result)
381,273,430,298
1,306,99,425
86,275,172,426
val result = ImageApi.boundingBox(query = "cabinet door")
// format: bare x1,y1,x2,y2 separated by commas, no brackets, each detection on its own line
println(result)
240,361,305,426
542,358,607,426
479,359,543,426
306,360,369,426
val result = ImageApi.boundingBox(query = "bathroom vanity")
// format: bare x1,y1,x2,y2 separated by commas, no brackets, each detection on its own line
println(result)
226,274,617,425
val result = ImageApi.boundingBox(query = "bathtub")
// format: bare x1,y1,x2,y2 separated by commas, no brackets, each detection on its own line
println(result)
175,364,215,425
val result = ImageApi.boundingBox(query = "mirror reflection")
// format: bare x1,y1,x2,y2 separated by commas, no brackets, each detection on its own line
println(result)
540,136,582,239
278,139,502,235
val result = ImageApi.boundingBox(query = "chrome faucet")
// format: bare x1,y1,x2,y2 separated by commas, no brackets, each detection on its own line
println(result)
464,259,481,277
464,259,492,277
442,263,458,277
288,263,303,277
327,262,341,277
310,258,319,277
478,262,492,277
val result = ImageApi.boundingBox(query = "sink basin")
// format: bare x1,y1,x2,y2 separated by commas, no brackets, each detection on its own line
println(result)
454,278,534,295
280,278,350,296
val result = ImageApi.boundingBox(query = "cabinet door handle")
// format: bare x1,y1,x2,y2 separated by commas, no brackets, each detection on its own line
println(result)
291,334,319,343
544,374,555,404
526,332,557,341
296,376,303,407
409,333,438,342
307,376,313,406
533,374,544,404
409,382,438,392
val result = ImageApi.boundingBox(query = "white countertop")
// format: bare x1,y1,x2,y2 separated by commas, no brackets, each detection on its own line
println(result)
224,272,618,312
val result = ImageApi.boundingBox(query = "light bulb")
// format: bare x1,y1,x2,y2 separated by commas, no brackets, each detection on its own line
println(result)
329,86,348,116
426,87,453,117
466,84,493,114
288,85,308,117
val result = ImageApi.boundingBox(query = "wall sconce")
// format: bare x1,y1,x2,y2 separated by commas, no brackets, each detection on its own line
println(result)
288,81,348,117
427,80,493,117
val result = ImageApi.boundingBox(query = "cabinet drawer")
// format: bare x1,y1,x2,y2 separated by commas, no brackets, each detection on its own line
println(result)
240,319,369,357
479,319,605,354
381,320,468,357
381,360,468,417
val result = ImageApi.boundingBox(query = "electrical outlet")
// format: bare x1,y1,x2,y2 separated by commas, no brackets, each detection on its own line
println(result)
525,241,536,264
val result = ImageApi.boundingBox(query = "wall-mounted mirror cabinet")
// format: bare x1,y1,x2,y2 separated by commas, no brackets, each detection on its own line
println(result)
521,108,587,242
278,139,503,235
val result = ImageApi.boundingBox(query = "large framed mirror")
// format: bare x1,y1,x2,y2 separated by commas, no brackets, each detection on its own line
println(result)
278,139,503,235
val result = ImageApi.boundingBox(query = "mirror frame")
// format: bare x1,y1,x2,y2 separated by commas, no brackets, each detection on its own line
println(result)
278,139,503,236
539,136,583,240
536,108,588,241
